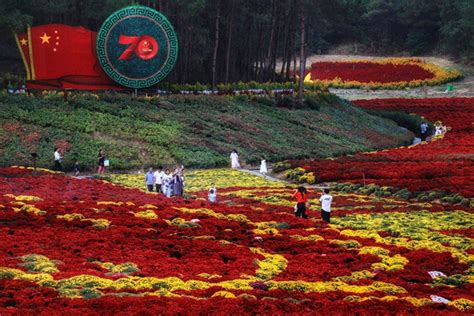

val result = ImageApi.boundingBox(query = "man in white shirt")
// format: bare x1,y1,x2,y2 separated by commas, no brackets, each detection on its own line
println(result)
153,166,165,193
319,188,333,224
54,148,62,171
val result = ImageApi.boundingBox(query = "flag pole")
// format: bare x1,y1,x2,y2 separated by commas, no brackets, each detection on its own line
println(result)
13,31,31,80
27,25,36,80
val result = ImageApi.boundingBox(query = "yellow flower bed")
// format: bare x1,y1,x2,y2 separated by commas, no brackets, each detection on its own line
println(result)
251,247,288,280
4,194,43,202
290,234,324,242
111,169,287,193
57,213,111,230
134,210,158,220
19,254,60,274
13,204,46,216
11,165,62,174
94,261,140,275
334,210,474,251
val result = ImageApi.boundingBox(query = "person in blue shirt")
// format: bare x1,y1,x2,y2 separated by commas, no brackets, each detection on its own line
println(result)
420,122,429,141
145,167,155,192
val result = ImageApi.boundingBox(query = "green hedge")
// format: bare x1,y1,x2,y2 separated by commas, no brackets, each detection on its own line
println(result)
364,109,434,135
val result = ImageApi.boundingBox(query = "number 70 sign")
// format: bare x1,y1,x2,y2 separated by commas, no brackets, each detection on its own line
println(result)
118,35,158,61
96,6,178,89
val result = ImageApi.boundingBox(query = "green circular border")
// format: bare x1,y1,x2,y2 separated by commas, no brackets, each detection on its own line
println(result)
96,6,178,89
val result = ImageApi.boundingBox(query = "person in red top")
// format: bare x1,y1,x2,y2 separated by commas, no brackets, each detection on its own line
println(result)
293,186,308,218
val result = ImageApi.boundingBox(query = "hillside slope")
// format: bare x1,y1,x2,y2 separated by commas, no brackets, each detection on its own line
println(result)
0,92,412,170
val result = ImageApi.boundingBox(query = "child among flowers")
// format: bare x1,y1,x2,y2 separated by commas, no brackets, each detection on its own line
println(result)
208,183,217,203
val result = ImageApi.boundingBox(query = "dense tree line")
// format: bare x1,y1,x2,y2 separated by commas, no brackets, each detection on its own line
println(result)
0,0,472,84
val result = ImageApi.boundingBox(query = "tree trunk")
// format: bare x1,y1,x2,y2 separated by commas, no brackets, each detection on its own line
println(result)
265,0,277,79
280,0,292,78
224,0,236,84
271,1,283,81
297,3,305,102
285,34,293,80
212,0,221,91
245,22,252,81
255,24,264,79
293,48,297,81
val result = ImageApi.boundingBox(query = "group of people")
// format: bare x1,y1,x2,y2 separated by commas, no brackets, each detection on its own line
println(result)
420,121,447,141
53,148,108,175
145,166,185,198
231,150,332,223
293,187,333,223
54,147,332,222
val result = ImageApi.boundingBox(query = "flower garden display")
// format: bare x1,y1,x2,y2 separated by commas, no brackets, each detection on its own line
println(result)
303,58,461,89
288,98,474,199
0,167,472,314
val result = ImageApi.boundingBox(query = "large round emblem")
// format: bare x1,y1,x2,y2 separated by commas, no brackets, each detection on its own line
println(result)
96,6,178,88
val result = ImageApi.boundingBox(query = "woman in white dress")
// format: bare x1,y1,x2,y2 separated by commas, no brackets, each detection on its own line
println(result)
162,169,173,197
260,157,268,177
230,150,240,169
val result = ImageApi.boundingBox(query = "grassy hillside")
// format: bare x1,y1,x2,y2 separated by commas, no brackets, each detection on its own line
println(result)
0,92,412,170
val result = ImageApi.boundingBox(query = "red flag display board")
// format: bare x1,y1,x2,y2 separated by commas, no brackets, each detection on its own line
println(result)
14,24,122,90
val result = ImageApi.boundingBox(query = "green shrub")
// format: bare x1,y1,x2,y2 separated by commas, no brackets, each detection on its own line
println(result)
284,168,306,181
299,172,316,184
365,109,433,134
393,189,412,200
275,95,295,108
272,161,291,173
251,96,275,107
460,199,470,207
434,274,469,287
0,92,412,171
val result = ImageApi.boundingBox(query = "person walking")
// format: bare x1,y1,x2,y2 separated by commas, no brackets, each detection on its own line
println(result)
145,167,155,192
97,149,106,174
53,148,62,171
73,161,80,176
162,169,173,198
172,166,184,197
260,157,268,178
319,188,333,224
293,186,308,218
230,150,241,169
153,166,165,193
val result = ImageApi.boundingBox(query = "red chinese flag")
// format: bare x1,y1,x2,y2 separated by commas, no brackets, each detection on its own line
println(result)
24,24,120,89
30,24,101,79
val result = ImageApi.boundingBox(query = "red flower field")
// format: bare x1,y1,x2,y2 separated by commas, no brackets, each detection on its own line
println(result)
0,166,472,314
290,98,474,198
302,58,461,88
309,61,434,83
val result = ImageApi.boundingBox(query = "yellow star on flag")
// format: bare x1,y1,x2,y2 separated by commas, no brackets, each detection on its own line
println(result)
40,33,51,44
20,38,27,46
